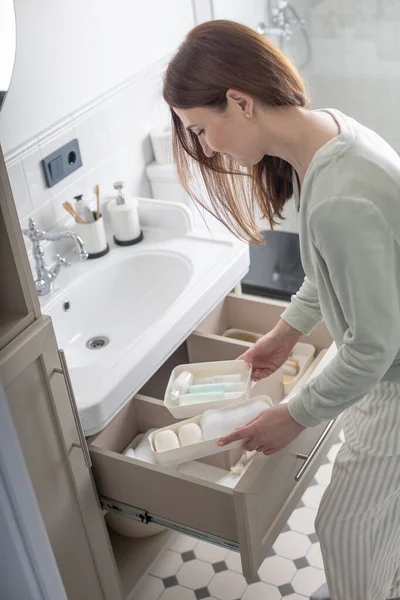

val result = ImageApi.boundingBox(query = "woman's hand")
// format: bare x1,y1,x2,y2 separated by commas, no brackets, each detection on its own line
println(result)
238,319,302,381
217,403,305,454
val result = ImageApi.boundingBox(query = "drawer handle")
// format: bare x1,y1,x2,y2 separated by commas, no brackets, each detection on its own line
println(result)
54,349,91,469
295,420,336,482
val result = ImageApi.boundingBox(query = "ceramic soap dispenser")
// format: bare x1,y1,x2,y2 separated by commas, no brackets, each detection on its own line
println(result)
107,181,143,246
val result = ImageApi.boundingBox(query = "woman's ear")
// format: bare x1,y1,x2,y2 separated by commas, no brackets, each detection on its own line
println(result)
226,89,254,118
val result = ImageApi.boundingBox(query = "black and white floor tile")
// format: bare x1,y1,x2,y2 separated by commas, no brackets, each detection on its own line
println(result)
131,432,344,600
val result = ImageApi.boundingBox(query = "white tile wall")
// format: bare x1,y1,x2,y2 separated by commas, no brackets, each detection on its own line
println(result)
8,0,400,253
7,159,33,219
5,56,170,256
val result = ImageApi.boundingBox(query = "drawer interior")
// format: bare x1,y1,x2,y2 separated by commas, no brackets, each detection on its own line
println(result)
91,326,333,500
90,371,341,580
91,390,254,492
192,293,333,404
90,329,340,580
90,330,312,554
90,392,257,550
196,292,332,353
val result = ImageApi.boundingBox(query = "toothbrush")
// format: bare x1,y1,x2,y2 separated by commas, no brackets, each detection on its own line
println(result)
62,201,86,224
93,184,101,220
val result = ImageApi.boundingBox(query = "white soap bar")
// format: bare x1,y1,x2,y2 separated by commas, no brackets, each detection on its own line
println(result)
200,399,270,441
154,429,180,453
178,423,203,446
124,448,135,459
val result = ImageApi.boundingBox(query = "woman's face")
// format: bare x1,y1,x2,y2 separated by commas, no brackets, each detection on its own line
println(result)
173,91,267,167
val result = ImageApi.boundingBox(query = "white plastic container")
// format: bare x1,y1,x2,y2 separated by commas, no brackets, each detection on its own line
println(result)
164,359,252,419
75,213,109,258
149,396,273,467
146,162,192,205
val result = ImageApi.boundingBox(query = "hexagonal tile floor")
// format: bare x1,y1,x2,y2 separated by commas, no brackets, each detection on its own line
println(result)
130,436,344,600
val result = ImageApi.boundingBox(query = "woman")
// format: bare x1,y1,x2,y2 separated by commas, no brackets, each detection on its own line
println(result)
163,20,400,600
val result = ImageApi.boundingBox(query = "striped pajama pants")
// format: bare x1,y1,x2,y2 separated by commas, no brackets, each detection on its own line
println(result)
315,381,400,600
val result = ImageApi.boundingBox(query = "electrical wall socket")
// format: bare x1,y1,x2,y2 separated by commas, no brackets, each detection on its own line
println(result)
42,138,82,188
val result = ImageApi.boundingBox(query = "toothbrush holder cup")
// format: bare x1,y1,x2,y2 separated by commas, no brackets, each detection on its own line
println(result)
75,212,109,258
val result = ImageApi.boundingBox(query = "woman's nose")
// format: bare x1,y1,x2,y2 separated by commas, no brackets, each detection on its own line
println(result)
199,137,216,158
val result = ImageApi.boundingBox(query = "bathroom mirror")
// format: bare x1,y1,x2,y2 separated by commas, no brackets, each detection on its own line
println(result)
0,0,16,110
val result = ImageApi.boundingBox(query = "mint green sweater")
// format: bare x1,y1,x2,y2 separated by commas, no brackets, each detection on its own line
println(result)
282,109,400,428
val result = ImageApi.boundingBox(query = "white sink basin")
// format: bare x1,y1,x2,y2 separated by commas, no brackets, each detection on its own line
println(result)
48,251,192,371
41,199,249,434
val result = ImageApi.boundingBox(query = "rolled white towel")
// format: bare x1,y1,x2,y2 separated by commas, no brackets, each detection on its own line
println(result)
201,398,270,441
124,448,135,459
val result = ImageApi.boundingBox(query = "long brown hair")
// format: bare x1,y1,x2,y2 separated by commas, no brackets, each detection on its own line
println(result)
163,20,309,243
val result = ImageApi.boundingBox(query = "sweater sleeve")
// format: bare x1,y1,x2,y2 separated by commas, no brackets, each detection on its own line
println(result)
287,196,400,428
281,276,323,335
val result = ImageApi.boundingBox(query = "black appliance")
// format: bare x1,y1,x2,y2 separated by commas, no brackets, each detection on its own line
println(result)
241,230,305,301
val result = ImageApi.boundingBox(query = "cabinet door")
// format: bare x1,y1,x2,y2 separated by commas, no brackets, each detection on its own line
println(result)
0,316,121,600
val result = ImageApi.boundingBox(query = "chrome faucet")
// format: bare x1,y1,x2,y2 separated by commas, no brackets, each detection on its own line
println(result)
23,218,88,296
257,0,311,70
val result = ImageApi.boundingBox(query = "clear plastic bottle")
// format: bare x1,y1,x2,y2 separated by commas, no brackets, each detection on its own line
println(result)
74,194,95,223
195,374,242,384
188,382,246,394
169,371,194,404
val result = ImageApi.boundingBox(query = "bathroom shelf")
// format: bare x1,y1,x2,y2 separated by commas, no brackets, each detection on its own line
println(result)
0,309,34,351
0,145,40,350
107,528,173,599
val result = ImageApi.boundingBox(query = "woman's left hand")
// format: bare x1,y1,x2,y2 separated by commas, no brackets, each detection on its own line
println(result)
217,404,306,455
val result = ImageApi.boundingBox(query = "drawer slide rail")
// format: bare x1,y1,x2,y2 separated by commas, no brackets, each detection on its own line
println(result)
100,496,240,551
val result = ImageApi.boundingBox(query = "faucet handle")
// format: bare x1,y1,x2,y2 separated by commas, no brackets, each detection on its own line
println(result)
55,254,71,268
22,218,43,241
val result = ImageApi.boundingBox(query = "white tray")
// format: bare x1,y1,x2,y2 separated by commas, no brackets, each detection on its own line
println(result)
164,359,252,418
149,395,273,467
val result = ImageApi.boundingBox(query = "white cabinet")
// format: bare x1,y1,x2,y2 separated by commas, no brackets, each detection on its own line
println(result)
0,317,122,599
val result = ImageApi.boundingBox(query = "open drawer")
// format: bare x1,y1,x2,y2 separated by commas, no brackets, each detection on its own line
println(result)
193,292,335,402
196,292,332,353
90,323,341,578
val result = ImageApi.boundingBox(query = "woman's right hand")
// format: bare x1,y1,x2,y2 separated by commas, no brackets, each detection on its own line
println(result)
238,320,302,381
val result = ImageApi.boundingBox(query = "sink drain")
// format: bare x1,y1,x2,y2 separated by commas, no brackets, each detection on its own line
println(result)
86,336,109,350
